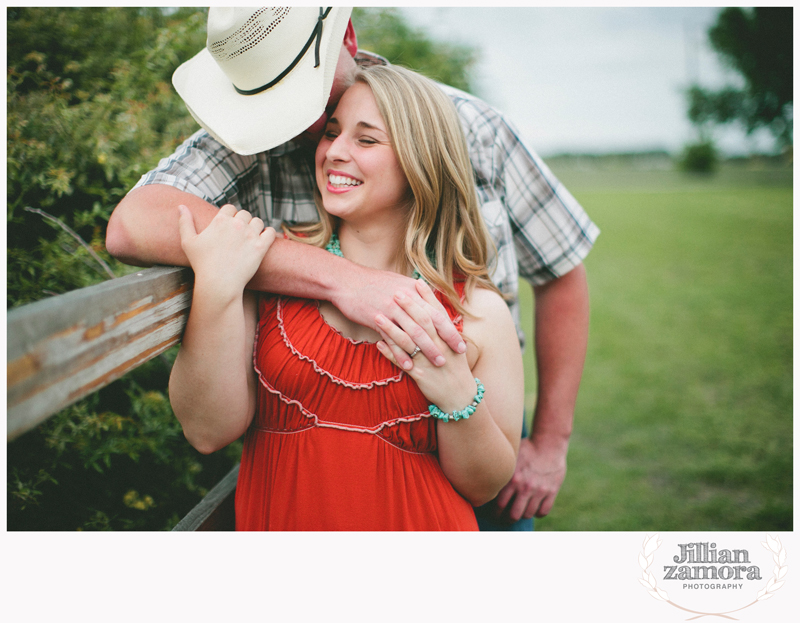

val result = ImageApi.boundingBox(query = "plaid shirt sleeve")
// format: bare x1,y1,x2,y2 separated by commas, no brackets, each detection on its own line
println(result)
443,85,600,286
130,129,320,227
131,129,260,211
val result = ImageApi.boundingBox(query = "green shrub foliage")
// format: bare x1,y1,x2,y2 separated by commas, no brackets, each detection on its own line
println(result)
352,8,477,93
685,8,792,153
679,141,719,174
6,7,240,531
7,7,208,306
8,352,244,531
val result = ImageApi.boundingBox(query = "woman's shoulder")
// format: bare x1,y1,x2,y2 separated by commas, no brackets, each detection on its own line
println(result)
460,285,518,368
464,283,511,318
461,285,520,368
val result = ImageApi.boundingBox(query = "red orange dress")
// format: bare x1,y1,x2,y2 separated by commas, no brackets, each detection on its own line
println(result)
234,288,478,531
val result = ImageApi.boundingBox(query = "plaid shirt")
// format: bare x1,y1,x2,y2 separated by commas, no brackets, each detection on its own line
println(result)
133,52,599,345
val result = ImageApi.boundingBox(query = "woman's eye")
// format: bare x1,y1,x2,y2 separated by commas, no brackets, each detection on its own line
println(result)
358,137,377,145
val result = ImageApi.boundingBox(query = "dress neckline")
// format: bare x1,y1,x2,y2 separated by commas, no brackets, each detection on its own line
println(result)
273,295,406,389
311,299,381,346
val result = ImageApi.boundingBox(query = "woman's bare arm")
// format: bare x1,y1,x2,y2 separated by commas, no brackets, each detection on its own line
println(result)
169,291,259,454
167,205,271,453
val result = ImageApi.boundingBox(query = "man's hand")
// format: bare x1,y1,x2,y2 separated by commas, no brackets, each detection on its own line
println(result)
490,264,589,523
374,285,473,406
493,434,568,521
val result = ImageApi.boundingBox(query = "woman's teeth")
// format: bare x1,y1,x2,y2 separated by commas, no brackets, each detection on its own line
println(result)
329,174,362,187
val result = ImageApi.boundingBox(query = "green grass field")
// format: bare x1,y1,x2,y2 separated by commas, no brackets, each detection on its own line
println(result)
518,161,792,531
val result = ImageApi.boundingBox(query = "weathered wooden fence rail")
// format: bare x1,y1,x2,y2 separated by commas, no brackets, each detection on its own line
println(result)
7,266,237,530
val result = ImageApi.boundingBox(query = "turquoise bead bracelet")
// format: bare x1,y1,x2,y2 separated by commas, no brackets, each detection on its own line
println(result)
429,379,485,422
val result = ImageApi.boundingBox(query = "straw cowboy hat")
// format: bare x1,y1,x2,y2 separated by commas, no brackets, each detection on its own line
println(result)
173,7,352,155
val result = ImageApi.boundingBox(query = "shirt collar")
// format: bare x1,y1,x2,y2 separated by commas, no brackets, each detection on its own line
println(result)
355,49,389,68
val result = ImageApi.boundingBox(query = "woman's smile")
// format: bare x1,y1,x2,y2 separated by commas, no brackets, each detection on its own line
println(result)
326,170,363,193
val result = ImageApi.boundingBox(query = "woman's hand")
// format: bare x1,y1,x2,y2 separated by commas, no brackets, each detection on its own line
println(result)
178,203,276,298
375,279,523,506
375,280,476,412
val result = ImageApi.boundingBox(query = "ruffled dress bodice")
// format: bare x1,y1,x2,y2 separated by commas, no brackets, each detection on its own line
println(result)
235,291,478,531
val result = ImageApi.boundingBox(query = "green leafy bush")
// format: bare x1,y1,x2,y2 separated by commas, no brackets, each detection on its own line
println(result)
7,352,243,531
352,8,477,93
679,140,719,174
6,7,236,531
7,7,207,307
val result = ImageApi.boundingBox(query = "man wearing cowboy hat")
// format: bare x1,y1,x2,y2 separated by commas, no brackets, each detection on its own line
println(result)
106,7,599,531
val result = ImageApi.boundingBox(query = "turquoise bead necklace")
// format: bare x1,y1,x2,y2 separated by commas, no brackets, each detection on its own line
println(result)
325,232,422,280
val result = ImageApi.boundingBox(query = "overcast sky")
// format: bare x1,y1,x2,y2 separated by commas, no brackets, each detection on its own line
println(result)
400,7,775,157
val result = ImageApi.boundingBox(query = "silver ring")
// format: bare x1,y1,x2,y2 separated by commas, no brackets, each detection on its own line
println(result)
409,346,422,358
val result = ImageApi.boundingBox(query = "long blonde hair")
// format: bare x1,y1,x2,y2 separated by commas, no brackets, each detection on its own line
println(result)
285,64,498,313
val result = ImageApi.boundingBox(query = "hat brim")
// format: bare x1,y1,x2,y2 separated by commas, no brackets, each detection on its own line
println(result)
173,7,351,155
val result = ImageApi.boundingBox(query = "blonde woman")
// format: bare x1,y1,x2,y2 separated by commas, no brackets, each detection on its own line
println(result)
169,65,524,530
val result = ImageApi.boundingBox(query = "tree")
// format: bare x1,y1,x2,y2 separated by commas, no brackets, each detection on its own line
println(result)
352,8,478,93
686,7,793,151
678,140,718,174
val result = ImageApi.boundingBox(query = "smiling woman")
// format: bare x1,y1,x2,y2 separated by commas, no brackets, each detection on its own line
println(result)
168,63,524,530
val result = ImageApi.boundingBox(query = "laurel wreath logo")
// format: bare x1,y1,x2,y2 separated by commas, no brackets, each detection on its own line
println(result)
638,533,788,620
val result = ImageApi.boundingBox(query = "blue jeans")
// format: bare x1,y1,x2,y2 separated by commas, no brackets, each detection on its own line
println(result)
474,418,534,532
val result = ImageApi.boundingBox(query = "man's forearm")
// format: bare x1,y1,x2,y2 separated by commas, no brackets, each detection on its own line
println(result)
106,185,218,267
107,184,345,299
106,183,465,361
530,263,590,444
246,236,351,301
